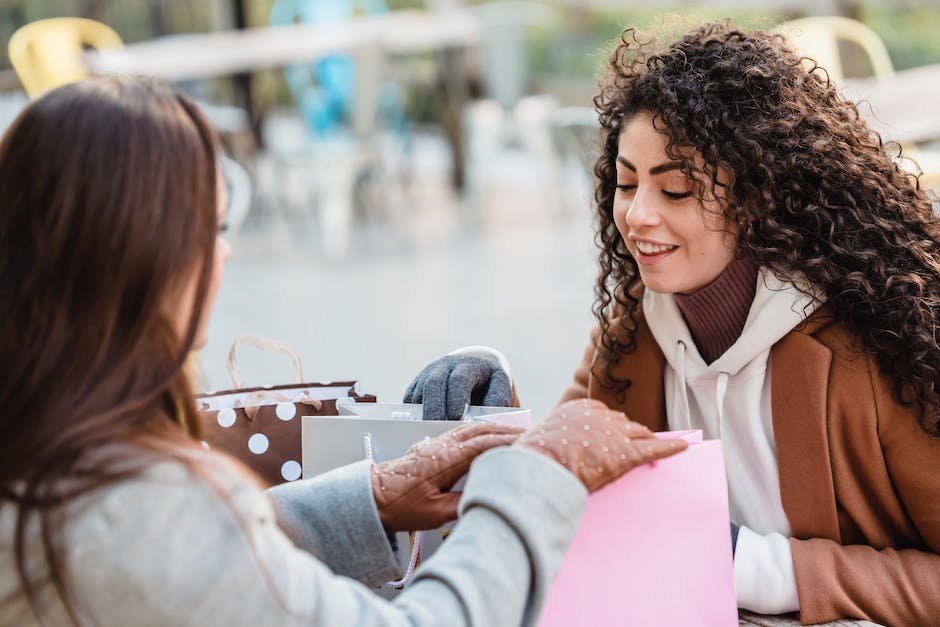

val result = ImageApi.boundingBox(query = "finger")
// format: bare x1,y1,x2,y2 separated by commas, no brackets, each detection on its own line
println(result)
445,363,477,420
481,369,512,406
613,437,687,469
433,432,520,488
420,365,449,422
403,376,421,403
459,432,521,455
596,410,654,439
419,492,461,530
621,420,655,439
558,398,608,412
642,437,688,462
445,421,526,442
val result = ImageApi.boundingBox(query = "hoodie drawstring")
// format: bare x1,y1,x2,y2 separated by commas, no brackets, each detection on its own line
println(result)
675,341,693,431
676,340,731,438
715,371,729,440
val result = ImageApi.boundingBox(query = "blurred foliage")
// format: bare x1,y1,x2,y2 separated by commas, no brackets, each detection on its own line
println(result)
3,1,938,70
525,2,940,83
863,4,940,70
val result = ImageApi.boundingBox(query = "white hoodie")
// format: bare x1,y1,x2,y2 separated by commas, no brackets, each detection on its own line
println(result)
643,268,822,615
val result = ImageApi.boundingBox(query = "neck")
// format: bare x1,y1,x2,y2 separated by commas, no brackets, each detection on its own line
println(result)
673,258,760,364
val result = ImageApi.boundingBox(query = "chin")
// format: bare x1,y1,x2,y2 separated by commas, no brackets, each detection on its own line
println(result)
638,273,681,295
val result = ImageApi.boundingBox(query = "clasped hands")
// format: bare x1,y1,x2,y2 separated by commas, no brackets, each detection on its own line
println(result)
372,399,687,532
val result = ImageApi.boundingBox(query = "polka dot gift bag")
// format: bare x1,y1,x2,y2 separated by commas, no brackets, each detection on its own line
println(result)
196,334,376,486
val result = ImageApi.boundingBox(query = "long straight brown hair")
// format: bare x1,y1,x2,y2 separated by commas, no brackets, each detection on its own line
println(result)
0,76,219,621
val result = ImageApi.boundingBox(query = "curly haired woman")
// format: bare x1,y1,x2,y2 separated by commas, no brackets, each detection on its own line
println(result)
406,21,940,625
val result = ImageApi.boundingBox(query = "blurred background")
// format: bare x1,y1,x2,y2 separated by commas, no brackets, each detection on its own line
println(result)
2,0,939,419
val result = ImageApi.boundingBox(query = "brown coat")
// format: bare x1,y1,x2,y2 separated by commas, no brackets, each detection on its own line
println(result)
558,305,940,626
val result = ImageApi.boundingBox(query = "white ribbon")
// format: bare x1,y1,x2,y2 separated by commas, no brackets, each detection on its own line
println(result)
364,432,425,589
242,389,323,421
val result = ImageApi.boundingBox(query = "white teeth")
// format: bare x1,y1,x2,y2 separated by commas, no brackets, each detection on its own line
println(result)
635,241,677,255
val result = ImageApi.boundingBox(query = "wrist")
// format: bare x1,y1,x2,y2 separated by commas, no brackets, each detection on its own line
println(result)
733,527,799,614
513,441,574,481
370,465,392,530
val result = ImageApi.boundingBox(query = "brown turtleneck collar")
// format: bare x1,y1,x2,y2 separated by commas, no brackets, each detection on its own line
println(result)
673,258,760,364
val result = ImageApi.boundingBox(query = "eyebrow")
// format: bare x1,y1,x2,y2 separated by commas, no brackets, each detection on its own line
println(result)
617,156,684,176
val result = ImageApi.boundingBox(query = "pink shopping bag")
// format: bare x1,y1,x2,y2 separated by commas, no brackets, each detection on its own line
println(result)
538,430,737,627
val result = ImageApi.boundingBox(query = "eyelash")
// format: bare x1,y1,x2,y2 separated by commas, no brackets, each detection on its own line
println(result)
616,184,692,200
662,190,692,200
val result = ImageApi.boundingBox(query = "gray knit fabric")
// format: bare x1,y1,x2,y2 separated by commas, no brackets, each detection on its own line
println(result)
404,353,513,421
0,446,586,626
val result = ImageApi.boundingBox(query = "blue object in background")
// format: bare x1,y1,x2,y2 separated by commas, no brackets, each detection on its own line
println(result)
270,0,406,139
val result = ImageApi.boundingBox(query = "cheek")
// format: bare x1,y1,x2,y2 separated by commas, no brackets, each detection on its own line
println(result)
203,240,229,308
692,229,736,270
215,238,231,271
612,199,630,234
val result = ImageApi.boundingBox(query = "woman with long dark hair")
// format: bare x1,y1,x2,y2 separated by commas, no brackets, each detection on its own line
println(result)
407,21,940,625
0,76,684,626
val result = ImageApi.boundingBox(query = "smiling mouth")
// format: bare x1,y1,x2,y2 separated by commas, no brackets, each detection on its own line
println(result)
634,241,678,256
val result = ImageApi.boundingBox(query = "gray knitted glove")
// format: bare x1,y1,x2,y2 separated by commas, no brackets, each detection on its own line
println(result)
403,353,512,421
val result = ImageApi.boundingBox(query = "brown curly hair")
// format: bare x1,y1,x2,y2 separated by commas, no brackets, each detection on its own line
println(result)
591,20,940,434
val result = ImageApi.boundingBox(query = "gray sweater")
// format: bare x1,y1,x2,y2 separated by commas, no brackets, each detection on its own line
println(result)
0,446,587,626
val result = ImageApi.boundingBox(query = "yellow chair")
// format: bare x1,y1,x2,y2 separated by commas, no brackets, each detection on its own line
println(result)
8,17,123,98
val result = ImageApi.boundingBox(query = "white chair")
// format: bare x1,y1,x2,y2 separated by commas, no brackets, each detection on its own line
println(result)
776,16,940,189
775,16,893,84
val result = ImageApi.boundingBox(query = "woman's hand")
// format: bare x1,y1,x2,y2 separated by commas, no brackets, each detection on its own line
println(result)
515,399,687,492
403,352,513,421
372,422,523,532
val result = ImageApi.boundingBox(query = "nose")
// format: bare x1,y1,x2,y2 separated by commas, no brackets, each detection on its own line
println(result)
624,188,661,230
218,236,233,263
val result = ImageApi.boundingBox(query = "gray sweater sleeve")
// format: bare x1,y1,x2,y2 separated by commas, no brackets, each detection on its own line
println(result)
266,460,402,587
64,447,587,627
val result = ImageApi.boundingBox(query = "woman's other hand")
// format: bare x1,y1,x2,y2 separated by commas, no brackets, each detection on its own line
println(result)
403,351,513,421
516,399,687,492
372,422,523,532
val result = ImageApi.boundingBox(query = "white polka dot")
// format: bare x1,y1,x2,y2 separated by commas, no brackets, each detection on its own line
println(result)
275,402,296,421
281,460,302,481
216,408,236,428
248,433,269,455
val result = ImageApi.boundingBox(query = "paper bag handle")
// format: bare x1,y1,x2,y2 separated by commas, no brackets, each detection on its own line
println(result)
364,432,424,589
226,334,304,389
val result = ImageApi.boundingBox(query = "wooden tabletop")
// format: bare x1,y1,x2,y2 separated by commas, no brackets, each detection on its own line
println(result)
740,610,881,626
84,9,481,82
842,63,940,146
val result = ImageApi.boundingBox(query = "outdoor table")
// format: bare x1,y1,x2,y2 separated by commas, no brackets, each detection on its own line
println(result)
83,9,480,82
84,9,480,185
740,610,881,626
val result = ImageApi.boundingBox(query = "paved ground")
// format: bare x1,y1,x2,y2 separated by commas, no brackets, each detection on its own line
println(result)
198,131,600,421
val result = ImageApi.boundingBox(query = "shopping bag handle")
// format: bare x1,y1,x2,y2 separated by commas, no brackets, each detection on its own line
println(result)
364,432,424,589
226,334,304,389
